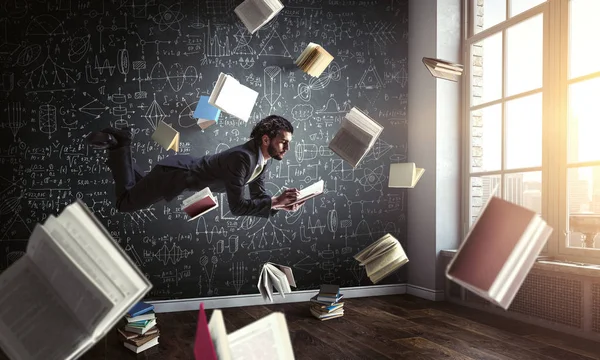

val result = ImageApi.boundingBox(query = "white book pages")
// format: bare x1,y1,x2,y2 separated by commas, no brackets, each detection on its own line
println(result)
329,126,370,168
273,263,296,288
369,257,409,284
43,216,123,305
266,264,291,293
346,107,383,139
211,75,258,122
388,163,425,188
208,73,227,105
27,224,113,334
208,310,233,360
0,256,88,360
265,265,286,297
262,269,273,302
364,244,407,277
58,203,150,338
182,187,212,207
228,312,295,360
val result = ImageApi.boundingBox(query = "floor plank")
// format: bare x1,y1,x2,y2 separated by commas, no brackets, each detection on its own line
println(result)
1,295,599,360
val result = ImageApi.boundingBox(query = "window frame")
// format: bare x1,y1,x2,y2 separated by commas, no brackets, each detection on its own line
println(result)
461,0,600,263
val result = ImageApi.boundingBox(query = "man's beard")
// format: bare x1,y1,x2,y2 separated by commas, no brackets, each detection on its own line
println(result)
268,143,283,160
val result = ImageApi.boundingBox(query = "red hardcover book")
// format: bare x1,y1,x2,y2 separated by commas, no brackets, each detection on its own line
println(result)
182,187,219,221
194,303,217,360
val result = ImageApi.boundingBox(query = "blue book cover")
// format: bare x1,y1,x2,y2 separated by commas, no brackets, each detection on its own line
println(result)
127,301,154,318
193,95,221,121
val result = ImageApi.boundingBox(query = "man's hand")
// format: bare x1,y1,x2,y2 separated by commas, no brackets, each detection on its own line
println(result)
281,200,306,212
271,188,301,209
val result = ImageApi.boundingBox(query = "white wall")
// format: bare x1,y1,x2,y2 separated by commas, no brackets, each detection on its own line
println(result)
407,0,462,295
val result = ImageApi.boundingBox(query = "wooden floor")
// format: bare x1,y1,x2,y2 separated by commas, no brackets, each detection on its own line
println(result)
4,295,600,359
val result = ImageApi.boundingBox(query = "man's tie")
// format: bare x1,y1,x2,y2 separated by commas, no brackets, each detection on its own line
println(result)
247,162,264,183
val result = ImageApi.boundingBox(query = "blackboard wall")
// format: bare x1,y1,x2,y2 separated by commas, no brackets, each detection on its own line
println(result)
0,0,409,300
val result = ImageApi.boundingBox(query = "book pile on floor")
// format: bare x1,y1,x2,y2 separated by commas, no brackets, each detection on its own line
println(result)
118,301,160,354
309,284,344,321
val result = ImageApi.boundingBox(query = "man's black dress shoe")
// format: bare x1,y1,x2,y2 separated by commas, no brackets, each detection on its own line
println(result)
86,132,118,150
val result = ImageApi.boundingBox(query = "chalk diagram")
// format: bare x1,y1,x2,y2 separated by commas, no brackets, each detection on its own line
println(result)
295,62,345,102
4,102,27,140
358,165,385,192
153,3,184,34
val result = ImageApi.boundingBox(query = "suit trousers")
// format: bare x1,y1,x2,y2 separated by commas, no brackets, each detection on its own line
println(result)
106,146,191,212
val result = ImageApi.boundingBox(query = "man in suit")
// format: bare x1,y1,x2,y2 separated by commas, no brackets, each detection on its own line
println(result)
86,115,303,218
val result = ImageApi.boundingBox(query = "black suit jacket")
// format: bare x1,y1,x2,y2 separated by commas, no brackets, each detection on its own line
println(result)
157,140,278,218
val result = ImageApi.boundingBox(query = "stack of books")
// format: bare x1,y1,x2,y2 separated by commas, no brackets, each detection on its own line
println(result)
295,43,334,77
309,284,344,321
118,301,160,354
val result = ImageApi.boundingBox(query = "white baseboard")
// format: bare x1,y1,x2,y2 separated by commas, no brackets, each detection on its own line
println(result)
148,284,407,313
406,284,445,301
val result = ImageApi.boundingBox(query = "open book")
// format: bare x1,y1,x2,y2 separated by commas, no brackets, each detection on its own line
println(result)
0,200,152,360
209,73,259,122
194,95,221,130
257,263,296,302
234,0,284,34
354,233,409,284
151,120,179,152
286,180,324,207
446,196,553,310
422,57,464,82
295,43,334,77
195,303,295,360
182,187,219,221
329,107,384,168
388,163,425,188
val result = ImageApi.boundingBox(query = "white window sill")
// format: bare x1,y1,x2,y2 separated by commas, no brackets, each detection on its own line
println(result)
440,249,600,278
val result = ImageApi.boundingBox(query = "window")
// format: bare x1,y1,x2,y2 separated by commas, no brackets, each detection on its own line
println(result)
463,0,600,263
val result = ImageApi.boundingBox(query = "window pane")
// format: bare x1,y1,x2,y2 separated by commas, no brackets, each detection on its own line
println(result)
506,14,543,96
472,32,503,106
473,0,506,35
470,175,501,225
569,0,600,79
567,166,600,250
471,105,502,172
509,0,545,17
504,171,542,214
568,77,600,163
469,175,500,226
505,93,542,169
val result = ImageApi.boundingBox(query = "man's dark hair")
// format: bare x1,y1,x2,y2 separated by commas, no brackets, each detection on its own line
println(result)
250,115,293,146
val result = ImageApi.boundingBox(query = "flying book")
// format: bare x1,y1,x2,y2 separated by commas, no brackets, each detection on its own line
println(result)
354,233,409,284
0,200,152,360
193,95,221,130
285,180,324,207
329,107,384,168
151,120,179,152
196,305,295,360
182,187,219,221
257,262,296,302
295,43,334,77
446,196,553,310
422,57,464,82
209,73,259,122
234,0,284,34
388,163,425,188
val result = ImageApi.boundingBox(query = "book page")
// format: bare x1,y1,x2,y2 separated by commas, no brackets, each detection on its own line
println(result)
0,256,88,360
265,265,286,296
329,127,370,167
273,264,296,288
228,312,295,360
207,310,233,360
346,108,383,138
43,216,123,304
365,244,406,276
369,256,409,284
27,224,113,334
58,203,150,337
